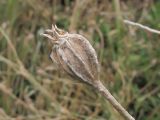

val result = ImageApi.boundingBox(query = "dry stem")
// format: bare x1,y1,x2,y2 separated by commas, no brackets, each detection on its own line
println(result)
124,20,160,34
94,81,135,120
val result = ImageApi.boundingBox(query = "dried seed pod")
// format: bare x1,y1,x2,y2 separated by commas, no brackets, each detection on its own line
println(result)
42,25,135,120
42,25,99,86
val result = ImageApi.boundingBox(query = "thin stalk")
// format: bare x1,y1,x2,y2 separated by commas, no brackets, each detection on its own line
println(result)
124,20,160,34
94,81,135,120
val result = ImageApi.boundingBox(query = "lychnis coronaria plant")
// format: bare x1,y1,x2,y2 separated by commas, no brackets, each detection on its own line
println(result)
41,25,135,120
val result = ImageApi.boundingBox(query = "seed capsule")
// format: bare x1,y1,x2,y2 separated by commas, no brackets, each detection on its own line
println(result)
42,25,99,86
42,25,135,120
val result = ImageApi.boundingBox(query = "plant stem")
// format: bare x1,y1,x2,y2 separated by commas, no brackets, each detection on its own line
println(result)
94,81,135,120
124,20,160,34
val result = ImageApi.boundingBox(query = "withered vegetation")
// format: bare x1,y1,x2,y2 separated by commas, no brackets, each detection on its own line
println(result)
0,0,160,120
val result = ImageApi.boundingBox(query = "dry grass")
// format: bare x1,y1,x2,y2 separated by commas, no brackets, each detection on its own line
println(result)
0,0,160,120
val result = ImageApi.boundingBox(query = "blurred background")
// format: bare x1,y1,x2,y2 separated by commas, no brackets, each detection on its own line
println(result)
0,0,160,120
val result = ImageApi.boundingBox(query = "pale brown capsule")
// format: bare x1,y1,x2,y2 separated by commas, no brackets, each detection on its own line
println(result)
42,25,135,120
42,25,99,86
